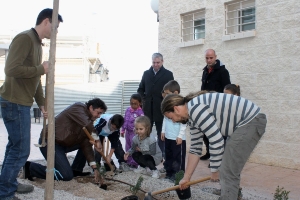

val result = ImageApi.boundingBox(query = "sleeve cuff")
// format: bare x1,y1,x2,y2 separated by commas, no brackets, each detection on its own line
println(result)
89,161,96,166
91,132,99,140
210,167,219,173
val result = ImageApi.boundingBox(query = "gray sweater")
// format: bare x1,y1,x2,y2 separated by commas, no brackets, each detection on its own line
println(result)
128,135,162,165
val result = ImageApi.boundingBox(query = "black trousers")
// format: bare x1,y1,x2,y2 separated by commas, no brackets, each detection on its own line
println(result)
203,135,210,155
150,119,164,158
132,152,157,170
94,135,125,165
203,135,227,156
164,138,186,177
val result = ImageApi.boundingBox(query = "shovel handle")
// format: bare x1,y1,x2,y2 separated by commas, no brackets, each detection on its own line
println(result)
151,176,211,196
82,127,115,171
82,127,95,141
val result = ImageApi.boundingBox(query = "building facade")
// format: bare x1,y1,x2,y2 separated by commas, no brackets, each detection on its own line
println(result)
157,0,300,169
0,35,109,85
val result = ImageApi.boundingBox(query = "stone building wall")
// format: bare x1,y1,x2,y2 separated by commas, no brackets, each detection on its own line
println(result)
158,0,300,169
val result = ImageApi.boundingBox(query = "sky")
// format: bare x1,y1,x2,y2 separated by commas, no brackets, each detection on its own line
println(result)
0,0,159,81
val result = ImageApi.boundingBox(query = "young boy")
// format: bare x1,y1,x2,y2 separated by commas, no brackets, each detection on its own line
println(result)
94,113,130,172
160,80,187,182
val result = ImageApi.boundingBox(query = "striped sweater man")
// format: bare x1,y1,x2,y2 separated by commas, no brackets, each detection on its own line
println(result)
187,93,260,172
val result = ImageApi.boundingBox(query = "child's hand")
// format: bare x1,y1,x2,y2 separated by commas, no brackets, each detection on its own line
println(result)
136,146,141,152
176,137,182,145
107,156,112,164
124,152,129,160
121,132,125,138
92,140,103,153
161,133,165,141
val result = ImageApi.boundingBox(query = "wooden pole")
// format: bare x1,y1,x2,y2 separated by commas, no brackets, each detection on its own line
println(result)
45,1,59,199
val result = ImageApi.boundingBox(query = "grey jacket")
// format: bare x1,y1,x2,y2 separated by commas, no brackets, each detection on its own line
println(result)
128,135,162,165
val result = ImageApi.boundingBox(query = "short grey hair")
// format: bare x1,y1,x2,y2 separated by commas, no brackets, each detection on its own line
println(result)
152,53,163,61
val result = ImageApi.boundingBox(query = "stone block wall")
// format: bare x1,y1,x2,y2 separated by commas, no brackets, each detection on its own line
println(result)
158,0,300,169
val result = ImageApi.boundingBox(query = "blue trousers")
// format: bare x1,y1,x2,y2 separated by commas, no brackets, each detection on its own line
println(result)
29,138,87,181
0,97,31,199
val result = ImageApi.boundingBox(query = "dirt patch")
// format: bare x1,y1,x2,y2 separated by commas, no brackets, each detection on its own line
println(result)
14,156,271,200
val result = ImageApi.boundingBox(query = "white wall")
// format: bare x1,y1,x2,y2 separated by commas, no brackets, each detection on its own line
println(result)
158,0,300,170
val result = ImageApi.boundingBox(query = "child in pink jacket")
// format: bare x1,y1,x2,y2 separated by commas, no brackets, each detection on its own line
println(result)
121,93,144,168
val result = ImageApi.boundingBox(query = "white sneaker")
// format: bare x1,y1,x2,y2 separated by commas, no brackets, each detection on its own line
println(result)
119,162,131,172
134,166,146,174
159,168,166,173
151,170,160,179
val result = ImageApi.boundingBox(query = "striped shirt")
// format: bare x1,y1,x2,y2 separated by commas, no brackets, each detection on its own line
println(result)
187,93,260,172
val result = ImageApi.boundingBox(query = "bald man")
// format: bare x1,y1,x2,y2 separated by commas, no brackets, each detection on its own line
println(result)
200,49,231,161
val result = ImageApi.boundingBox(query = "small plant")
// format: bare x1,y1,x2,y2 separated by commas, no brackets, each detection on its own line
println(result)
273,186,290,200
130,175,144,195
175,170,185,185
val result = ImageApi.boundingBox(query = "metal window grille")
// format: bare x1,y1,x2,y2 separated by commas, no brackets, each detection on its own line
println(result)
181,10,205,42
225,0,255,34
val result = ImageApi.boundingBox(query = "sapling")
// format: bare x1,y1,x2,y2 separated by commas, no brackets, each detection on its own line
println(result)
130,175,144,195
175,170,185,185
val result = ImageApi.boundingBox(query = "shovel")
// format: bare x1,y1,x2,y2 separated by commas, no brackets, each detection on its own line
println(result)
34,74,48,147
82,127,116,173
144,176,211,200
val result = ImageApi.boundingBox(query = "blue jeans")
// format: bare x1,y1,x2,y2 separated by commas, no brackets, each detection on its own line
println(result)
0,97,31,199
29,138,87,181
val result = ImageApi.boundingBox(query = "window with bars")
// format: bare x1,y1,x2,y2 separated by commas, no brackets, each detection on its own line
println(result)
225,0,255,34
181,10,205,42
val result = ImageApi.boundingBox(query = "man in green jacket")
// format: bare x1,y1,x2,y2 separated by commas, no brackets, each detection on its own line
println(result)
0,8,63,200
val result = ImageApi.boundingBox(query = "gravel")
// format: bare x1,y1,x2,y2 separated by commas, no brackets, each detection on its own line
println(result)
0,156,272,200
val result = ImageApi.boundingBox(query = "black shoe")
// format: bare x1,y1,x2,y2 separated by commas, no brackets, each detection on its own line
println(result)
104,161,116,172
23,161,34,181
200,153,210,160
72,170,91,177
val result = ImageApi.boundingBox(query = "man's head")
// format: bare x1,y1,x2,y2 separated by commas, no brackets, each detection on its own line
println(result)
110,114,124,131
161,94,189,124
152,53,164,72
205,49,217,68
35,8,63,39
86,98,107,121
162,80,180,98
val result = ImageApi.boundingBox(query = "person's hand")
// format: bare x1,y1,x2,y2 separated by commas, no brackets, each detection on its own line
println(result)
124,152,129,160
94,169,100,183
42,61,49,74
40,106,48,119
121,132,125,138
179,178,190,190
211,171,220,182
135,146,141,152
176,137,182,145
106,156,111,164
161,133,165,141
91,140,102,153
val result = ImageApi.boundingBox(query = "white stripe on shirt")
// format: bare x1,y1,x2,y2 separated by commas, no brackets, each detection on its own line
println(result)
188,93,260,172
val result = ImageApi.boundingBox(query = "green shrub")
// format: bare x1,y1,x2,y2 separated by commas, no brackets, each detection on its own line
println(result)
273,186,290,200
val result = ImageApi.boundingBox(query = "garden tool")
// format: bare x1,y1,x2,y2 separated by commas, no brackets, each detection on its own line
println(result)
144,176,211,200
82,127,116,174
34,74,48,147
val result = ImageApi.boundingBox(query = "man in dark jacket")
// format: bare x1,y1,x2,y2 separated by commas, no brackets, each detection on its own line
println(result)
137,53,174,158
24,98,107,181
201,49,231,160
